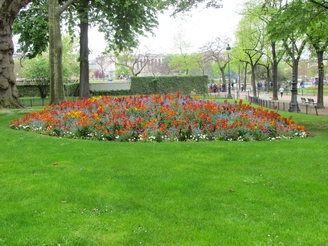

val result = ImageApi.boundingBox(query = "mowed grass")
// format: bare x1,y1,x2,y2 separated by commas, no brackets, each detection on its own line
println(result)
0,107,328,245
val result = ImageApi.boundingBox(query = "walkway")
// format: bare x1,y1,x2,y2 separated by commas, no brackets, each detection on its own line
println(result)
256,91,328,117
214,90,328,117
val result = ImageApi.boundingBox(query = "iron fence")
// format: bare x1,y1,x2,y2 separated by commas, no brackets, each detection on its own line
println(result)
246,96,323,116
20,97,78,107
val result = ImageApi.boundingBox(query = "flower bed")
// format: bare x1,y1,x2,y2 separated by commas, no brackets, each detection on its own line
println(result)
10,93,307,142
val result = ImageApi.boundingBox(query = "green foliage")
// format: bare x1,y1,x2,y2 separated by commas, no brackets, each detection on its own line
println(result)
20,35,79,83
130,76,208,95
167,0,223,15
115,65,130,78
17,83,80,98
61,35,80,81
169,53,204,75
13,0,48,59
18,34,79,99
22,55,50,83
17,85,42,98
267,0,328,43
90,90,131,97
65,83,80,97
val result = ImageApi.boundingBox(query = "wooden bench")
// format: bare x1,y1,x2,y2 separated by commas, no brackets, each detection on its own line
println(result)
300,97,308,104
307,98,317,106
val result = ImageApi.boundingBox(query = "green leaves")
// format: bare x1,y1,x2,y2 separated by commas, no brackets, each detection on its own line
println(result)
13,0,49,59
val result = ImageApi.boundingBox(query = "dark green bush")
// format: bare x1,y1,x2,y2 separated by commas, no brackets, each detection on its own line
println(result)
17,85,41,97
65,83,79,97
130,76,208,95
17,76,208,98
17,83,80,98
90,90,131,96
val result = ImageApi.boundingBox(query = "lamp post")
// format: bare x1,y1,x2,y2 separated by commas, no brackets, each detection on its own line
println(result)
288,36,300,112
226,44,233,99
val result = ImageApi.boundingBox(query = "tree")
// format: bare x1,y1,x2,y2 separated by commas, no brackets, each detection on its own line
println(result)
308,0,328,10
168,29,197,75
190,52,211,76
107,45,160,77
13,0,224,106
236,13,266,98
202,37,230,85
76,0,90,99
267,0,328,108
47,0,78,104
158,55,173,75
95,55,112,80
251,0,286,100
61,35,79,81
302,1,328,108
21,34,79,98
22,55,50,98
0,0,33,108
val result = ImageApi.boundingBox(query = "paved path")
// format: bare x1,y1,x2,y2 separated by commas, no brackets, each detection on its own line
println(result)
256,91,328,116
216,90,328,117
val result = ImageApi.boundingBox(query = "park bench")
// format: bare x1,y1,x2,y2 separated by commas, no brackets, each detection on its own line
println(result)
307,98,317,106
300,97,308,104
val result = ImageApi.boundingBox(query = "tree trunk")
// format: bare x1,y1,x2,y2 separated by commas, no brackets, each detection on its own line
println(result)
316,50,324,108
0,0,33,108
243,64,248,91
271,41,279,100
48,0,65,104
265,65,270,92
251,67,257,98
79,0,90,99
219,66,226,85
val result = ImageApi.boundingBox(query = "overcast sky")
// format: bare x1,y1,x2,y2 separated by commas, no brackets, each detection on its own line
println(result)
90,0,244,59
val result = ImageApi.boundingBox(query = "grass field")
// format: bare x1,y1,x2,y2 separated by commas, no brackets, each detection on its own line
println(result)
0,105,328,245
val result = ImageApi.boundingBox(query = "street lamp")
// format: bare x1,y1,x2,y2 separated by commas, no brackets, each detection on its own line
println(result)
226,44,233,99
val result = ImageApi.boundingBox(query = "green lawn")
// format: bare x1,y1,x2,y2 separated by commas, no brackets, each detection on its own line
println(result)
0,107,328,245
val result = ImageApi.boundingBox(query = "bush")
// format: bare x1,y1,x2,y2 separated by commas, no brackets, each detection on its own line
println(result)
130,76,207,95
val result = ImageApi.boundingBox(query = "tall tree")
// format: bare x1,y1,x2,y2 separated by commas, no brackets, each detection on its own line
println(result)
267,0,328,108
257,0,286,100
95,55,112,79
13,0,224,105
107,45,159,77
22,55,50,98
13,0,77,104
169,29,195,75
302,1,328,108
202,37,230,85
47,0,77,104
0,0,33,108
236,13,266,98
76,0,90,99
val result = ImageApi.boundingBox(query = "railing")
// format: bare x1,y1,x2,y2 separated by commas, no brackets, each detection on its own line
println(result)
246,95,322,116
20,97,78,107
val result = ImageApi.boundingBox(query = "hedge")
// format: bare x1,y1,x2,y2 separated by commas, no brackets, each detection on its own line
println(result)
17,83,80,98
17,76,208,98
130,76,208,95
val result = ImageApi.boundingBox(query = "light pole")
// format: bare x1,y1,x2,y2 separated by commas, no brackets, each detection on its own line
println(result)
226,44,233,99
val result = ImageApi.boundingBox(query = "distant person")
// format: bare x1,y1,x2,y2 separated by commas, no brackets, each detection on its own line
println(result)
279,86,284,97
213,84,218,93
222,83,226,92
